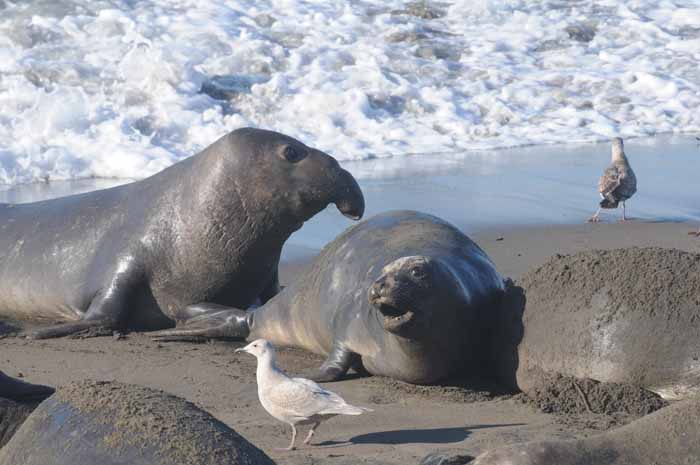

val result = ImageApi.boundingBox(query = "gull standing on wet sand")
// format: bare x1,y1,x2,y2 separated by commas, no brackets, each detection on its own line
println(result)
236,339,372,451
588,137,637,223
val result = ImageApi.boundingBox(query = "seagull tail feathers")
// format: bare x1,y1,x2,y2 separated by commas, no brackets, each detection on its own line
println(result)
339,404,373,415
323,403,373,416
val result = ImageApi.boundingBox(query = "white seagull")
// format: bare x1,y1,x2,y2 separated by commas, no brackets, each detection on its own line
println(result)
588,137,637,223
235,339,372,451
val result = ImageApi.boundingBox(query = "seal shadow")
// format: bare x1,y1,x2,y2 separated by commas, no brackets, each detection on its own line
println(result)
428,279,525,393
485,279,525,392
319,423,525,446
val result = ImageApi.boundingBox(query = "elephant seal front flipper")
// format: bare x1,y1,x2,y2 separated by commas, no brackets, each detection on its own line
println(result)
27,254,146,339
151,303,250,342
152,309,359,381
307,344,363,382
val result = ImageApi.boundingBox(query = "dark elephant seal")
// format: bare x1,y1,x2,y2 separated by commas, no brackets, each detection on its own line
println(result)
467,395,700,465
0,380,276,465
0,127,364,339
493,247,700,401
0,371,54,448
153,210,506,384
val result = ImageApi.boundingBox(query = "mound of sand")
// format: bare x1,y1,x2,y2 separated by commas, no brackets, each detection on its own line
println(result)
512,247,700,414
519,247,700,319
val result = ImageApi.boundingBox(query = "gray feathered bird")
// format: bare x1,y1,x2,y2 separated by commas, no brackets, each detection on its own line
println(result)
236,339,372,451
588,137,637,222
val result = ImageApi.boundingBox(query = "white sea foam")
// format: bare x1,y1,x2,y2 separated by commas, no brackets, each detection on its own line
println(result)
0,0,699,184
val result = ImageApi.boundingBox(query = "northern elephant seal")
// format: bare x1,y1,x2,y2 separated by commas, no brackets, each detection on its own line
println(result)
0,371,54,448
0,128,364,339
153,210,506,384
467,394,700,465
494,247,700,401
0,380,276,465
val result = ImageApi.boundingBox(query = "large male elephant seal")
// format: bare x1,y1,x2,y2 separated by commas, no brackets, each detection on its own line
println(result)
466,394,700,465
0,380,277,465
0,371,54,448
0,128,364,339
153,210,506,384
493,247,700,401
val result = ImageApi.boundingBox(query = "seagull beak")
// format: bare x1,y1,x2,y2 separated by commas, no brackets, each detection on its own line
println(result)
234,347,246,354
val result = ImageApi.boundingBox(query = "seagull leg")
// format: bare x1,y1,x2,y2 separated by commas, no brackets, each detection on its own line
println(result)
587,208,601,223
303,422,321,446
619,202,627,222
690,228,700,237
276,424,297,451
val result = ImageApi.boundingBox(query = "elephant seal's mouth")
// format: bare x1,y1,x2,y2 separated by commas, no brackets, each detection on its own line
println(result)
372,299,416,333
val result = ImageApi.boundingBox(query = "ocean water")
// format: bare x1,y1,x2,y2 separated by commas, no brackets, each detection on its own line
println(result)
1,0,699,184
2,135,699,252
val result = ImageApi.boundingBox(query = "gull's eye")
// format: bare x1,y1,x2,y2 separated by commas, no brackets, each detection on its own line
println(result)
282,145,306,163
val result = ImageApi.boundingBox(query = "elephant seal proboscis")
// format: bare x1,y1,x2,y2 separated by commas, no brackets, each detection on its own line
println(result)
0,380,276,465
0,128,364,339
152,210,506,384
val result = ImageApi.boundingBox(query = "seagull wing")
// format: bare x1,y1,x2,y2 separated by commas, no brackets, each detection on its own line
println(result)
265,377,364,421
598,164,622,196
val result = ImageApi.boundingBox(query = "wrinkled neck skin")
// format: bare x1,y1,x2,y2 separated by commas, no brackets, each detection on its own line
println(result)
141,137,301,307
185,141,302,247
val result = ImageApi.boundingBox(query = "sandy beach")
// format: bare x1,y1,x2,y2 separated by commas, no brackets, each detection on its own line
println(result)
2,1,700,462
2,220,698,465
2,135,699,463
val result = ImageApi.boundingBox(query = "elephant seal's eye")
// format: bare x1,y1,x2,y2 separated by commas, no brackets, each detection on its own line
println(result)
282,145,305,163
410,267,426,279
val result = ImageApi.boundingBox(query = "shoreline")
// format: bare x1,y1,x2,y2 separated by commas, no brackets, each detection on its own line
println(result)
2,135,699,253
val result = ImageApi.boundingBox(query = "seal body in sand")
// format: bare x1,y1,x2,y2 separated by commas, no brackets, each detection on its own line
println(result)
0,128,364,338
0,380,276,465
0,371,54,448
466,394,700,465
153,210,506,384
494,247,700,401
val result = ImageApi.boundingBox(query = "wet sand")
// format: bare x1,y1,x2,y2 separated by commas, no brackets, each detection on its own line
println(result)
2,220,699,464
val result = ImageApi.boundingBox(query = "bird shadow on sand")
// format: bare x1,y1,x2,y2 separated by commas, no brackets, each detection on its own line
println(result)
318,423,525,446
